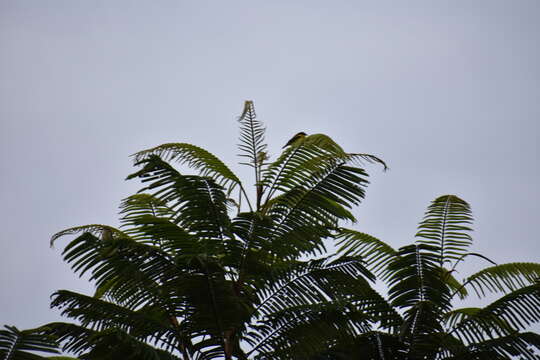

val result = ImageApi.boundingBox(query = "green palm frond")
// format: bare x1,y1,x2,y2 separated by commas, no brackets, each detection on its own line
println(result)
56,230,179,311
447,283,540,343
309,331,406,360
281,134,387,174
478,283,540,331
129,155,233,241
399,301,446,358
118,194,176,240
388,244,451,311
38,323,95,356
261,141,334,206
471,331,540,360
230,211,277,288
49,290,173,344
119,214,200,256
386,244,455,357
424,332,470,360
244,255,405,357
259,145,381,261
131,143,241,193
416,195,473,267
117,193,206,258
81,327,181,360
0,325,60,360
264,163,369,259
441,268,469,300
251,257,374,320
262,140,384,207
249,301,373,359
346,152,388,171
237,101,267,210
335,229,398,278
465,262,540,297
50,225,126,248
237,100,267,170
262,138,349,206
300,133,345,153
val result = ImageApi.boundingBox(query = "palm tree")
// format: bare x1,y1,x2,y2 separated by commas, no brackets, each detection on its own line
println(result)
24,101,388,359
323,195,540,359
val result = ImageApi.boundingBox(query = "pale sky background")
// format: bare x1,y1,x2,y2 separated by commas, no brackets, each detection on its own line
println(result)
1,0,539,338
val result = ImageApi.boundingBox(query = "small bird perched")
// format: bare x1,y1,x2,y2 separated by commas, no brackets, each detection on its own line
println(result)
101,227,113,242
282,132,307,148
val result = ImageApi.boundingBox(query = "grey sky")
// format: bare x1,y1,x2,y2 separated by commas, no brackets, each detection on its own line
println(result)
1,0,539,333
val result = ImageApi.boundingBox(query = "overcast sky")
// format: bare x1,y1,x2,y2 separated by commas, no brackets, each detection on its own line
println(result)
1,0,539,332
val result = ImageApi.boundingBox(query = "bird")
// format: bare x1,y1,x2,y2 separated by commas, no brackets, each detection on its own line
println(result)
282,132,307,148
101,227,113,242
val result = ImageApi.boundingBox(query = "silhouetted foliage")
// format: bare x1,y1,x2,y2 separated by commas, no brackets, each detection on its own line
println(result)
3,103,538,360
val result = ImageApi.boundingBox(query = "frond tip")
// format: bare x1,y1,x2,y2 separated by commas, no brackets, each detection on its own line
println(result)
237,100,267,169
50,224,125,248
416,195,473,266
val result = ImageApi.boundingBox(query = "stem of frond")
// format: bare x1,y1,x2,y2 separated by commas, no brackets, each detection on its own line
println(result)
239,184,253,213
448,254,497,301
440,197,450,268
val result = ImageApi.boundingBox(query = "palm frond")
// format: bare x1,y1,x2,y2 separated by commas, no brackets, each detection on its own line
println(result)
230,211,276,288
38,323,95,356
388,244,452,311
465,262,540,297
237,100,267,170
478,282,540,331
131,143,241,193
128,155,234,245
117,194,204,257
260,144,381,261
262,138,384,207
301,133,345,153
399,301,445,358
56,229,181,312
119,194,176,240
425,332,470,360
0,325,60,359
447,282,540,343
237,100,267,209
386,244,455,357
309,331,406,360
264,162,369,259
347,153,388,171
261,139,349,205
471,331,540,360
50,225,126,248
252,256,374,321
416,195,473,267
249,301,373,359
120,214,200,257
49,290,174,345
81,327,181,360
441,268,469,300
335,229,398,278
